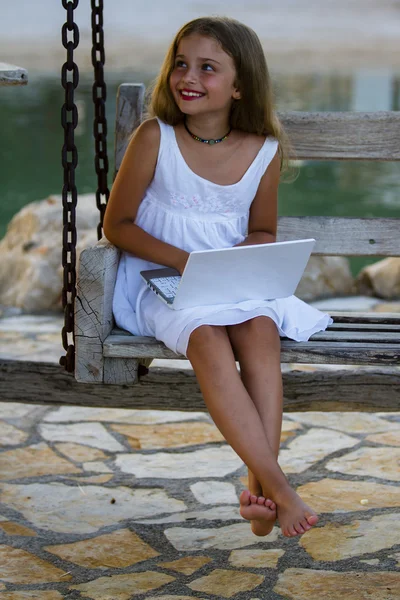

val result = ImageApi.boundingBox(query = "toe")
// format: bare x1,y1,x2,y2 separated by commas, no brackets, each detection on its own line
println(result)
288,525,298,536
250,494,258,504
294,523,306,534
300,518,311,531
239,490,251,506
306,514,319,526
257,496,265,505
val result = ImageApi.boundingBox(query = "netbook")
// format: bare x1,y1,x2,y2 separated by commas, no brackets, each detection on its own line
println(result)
140,238,315,310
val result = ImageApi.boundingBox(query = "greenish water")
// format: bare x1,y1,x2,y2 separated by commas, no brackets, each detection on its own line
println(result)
1,69,399,274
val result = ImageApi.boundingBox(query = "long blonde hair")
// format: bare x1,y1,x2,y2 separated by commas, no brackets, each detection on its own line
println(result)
147,16,296,178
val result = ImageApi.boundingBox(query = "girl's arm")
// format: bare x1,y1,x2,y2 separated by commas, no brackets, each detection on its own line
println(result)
234,148,281,247
103,118,189,274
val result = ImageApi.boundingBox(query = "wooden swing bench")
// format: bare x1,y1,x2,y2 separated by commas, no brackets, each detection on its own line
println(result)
71,83,400,412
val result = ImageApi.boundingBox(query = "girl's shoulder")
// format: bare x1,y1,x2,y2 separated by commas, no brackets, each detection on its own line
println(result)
133,117,161,145
233,129,271,150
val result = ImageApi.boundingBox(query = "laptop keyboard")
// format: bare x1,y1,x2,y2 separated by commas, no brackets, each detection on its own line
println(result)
151,276,181,298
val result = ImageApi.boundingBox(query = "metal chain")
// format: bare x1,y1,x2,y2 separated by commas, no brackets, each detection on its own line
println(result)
91,0,110,240
60,0,80,372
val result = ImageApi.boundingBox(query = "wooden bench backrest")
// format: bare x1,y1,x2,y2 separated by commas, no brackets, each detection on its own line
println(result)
114,83,400,257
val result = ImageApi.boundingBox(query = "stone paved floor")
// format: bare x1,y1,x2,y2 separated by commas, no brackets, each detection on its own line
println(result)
0,306,400,599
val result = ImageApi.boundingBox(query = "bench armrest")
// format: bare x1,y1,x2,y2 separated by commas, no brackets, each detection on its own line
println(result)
75,237,121,382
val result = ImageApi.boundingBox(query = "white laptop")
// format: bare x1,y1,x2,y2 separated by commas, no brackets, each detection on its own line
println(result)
140,238,315,310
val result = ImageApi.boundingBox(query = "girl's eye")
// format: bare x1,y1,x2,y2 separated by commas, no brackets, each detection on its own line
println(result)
175,60,186,68
202,63,214,71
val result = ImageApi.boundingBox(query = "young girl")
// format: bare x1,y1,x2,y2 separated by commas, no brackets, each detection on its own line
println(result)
104,16,332,538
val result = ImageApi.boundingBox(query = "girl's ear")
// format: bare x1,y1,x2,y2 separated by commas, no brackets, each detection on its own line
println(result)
232,88,241,100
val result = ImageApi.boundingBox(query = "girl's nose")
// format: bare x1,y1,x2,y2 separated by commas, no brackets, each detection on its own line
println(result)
182,67,197,85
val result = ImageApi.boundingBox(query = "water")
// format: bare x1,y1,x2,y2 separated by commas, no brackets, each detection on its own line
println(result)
0,68,399,274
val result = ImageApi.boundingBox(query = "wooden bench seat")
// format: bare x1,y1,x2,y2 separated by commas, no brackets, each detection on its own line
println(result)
74,84,400,407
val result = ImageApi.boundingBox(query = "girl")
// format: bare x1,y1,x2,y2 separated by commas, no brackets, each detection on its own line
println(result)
104,16,332,538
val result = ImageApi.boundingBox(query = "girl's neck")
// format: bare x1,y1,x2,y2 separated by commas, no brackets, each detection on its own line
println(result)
184,114,231,141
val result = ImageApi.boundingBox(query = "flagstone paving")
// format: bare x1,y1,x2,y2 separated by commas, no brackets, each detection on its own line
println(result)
0,311,400,598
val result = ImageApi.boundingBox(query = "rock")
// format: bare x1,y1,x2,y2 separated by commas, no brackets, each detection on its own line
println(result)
278,428,359,474
287,411,399,434
136,505,242,524
190,481,238,505
44,529,159,569
0,592,64,599
157,556,212,575
43,405,206,424
229,549,284,569
165,523,278,551
39,422,126,452
187,568,264,598
296,478,400,513
0,522,37,536
110,421,224,450
0,422,29,446
0,546,72,584
295,256,354,301
0,482,185,534
326,447,400,481
274,568,400,600
115,446,243,479
69,572,175,599
0,194,99,311
356,257,400,299
299,513,400,561
0,443,81,480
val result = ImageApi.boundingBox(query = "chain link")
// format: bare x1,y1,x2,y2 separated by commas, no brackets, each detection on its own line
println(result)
91,0,110,240
60,0,80,372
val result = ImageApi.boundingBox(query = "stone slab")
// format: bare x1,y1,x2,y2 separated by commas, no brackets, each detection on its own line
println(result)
274,568,400,599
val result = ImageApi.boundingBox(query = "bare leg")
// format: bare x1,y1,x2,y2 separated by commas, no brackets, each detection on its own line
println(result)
227,317,283,535
186,324,318,537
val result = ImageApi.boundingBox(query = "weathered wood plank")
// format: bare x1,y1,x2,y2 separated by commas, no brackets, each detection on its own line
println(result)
0,62,28,85
103,334,400,366
75,238,120,382
277,217,400,256
329,312,400,324
115,85,400,161
115,83,145,171
329,323,400,331
103,357,140,384
306,330,400,342
1,360,399,411
278,110,400,160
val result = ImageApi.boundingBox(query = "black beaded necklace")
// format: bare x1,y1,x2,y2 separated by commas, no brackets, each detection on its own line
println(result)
184,119,232,145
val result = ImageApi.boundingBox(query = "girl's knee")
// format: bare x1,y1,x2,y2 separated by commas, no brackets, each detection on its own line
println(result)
227,317,280,353
187,324,227,350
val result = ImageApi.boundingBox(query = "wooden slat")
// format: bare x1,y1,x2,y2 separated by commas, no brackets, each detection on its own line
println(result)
329,311,400,324
115,83,145,171
278,110,400,160
115,86,400,163
277,217,400,256
1,360,399,411
103,334,400,366
280,341,400,365
329,323,400,331
306,330,400,343
75,238,120,383
0,62,28,85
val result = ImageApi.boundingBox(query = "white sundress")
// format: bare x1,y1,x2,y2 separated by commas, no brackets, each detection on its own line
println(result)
113,118,333,357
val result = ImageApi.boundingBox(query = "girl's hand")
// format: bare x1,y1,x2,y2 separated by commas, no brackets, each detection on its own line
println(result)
177,251,190,275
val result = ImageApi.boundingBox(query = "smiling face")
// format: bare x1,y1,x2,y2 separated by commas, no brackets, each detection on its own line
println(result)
169,33,241,118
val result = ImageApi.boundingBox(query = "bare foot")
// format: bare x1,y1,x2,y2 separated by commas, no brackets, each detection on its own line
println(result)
239,490,277,536
276,489,318,537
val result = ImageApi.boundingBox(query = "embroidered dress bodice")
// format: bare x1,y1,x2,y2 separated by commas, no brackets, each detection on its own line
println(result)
112,118,332,356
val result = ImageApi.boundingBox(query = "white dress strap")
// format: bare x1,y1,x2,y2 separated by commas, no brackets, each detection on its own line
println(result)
260,137,279,173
